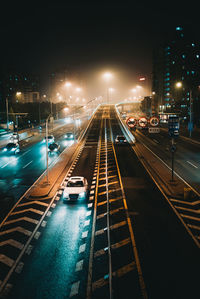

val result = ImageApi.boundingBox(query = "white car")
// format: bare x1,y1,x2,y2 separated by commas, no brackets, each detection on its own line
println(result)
63,176,89,202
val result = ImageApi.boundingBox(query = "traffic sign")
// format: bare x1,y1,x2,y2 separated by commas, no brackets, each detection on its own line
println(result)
149,116,159,127
148,127,160,133
138,117,148,128
168,116,179,138
126,117,137,128
171,145,176,153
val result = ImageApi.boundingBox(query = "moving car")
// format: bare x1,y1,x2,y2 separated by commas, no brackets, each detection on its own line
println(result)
64,132,74,140
48,142,60,154
3,142,20,154
115,135,128,145
63,176,88,202
43,135,54,144
10,132,18,144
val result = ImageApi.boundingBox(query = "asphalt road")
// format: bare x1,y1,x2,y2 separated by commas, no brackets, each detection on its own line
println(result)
135,127,200,193
0,122,78,221
3,106,199,299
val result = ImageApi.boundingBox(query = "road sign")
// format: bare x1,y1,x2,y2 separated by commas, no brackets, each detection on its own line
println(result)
126,117,137,128
168,116,179,138
148,127,160,133
149,116,159,127
138,117,148,128
171,145,176,153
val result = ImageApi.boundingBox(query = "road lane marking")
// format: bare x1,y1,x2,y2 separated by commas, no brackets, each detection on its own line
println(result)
79,243,86,253
70,281,80,297
15,262,24,274
0,226,31,236
34,232,41,240
86,211,91,216
22,160,33,169
0,255,14,267
75,260,83,272
0,239,24,250
186,160,198,169
82,231,88,238
84,220,90,227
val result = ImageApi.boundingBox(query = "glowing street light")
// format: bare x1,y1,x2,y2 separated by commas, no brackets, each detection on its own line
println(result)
65,81,72,88
175,82,182,88
103,72,113,104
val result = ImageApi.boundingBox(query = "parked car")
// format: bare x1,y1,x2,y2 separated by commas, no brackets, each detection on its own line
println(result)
3,142,20,154
63,176,89,202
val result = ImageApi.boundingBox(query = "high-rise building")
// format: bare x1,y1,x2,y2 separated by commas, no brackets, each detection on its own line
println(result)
0,72,40,106
152,27,200,123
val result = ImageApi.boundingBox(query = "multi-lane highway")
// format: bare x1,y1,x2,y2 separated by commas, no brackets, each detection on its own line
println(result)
0,105,199,299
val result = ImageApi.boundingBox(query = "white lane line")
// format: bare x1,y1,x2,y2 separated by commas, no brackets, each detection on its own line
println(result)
79,243,86,253
75,260,83,272
84,220,90,227
1,160,14,169
186,161,198,169
70,281,80,297
82,231,88,238
22,160,33,169
86,211,91,216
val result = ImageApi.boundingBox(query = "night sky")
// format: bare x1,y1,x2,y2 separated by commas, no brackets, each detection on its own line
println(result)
0,1,199,97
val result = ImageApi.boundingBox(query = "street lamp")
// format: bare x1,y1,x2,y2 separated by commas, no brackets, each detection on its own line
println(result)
176,81,193,137
64,81,72,104
103,72,112,104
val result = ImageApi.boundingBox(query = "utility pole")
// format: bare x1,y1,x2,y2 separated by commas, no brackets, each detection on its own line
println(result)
6,98,9,131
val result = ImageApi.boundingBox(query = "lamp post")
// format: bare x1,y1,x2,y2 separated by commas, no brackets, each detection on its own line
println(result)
103,72,112,104
45,114,52,184
6,98,9,131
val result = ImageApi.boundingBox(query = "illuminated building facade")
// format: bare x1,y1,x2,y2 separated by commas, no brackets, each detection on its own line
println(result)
152,27,200,123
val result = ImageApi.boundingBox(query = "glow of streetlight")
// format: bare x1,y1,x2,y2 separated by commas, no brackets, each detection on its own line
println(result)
176,82,182,88
103,72,112,81
65,82,72,87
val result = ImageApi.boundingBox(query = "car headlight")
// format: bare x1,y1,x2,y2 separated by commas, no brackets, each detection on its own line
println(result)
70,134,73,138
11,148,15,151
54,148,58,151
3,148,7,152
64,192,69,198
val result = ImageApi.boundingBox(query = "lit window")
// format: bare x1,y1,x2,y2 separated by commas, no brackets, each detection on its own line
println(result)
176,26,183,31
182,54,186,59
172,61,175,64
191,71,195,75
165,72,170,76
192,43,195,47
196,55,199,58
